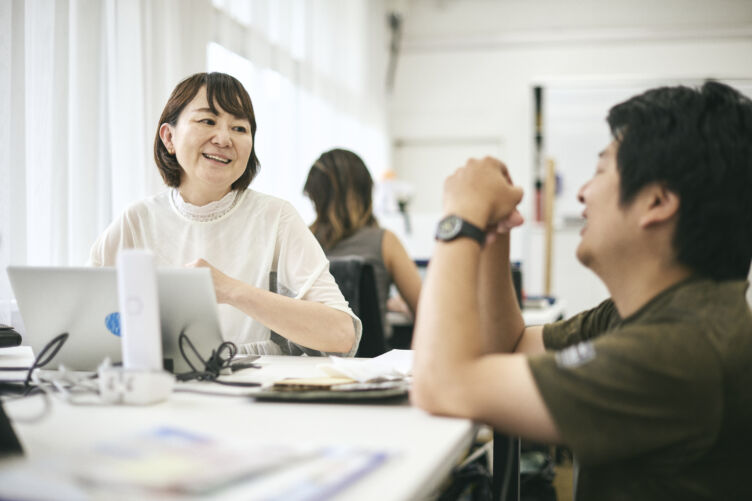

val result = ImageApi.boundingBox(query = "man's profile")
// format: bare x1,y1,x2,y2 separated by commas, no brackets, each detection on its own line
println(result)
412,81,752,500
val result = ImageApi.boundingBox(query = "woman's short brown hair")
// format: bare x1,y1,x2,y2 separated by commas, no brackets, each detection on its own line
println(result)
304,148,378,250
153,72,260,190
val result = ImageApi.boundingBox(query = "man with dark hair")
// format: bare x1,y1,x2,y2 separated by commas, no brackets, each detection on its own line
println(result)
412,81,752,500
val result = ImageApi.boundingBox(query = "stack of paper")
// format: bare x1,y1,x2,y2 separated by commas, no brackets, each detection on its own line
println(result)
0,346,34,383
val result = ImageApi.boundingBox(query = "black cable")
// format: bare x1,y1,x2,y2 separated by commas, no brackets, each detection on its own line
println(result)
178,331,204,373
228,362,261,372
24,332,69,389
0,333,69,398
0,387,53,423
175,331,237,382
173,332,261,387
212,380,260,388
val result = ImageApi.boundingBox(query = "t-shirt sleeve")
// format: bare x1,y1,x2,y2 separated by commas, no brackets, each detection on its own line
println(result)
542,298,620,350
528,323,722,465
274,202,362,357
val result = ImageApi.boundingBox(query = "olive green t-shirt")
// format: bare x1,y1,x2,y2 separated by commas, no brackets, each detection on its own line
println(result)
528,277,752,501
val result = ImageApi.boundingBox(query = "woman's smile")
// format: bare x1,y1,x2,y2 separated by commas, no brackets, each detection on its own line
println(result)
202,152,232,164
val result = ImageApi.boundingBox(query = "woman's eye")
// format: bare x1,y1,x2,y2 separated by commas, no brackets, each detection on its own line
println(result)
199,118,215,125
233,126,248,133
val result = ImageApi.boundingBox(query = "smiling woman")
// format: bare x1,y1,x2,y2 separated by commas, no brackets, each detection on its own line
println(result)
88,72,361,357
160,88,253,205
153,74,259,204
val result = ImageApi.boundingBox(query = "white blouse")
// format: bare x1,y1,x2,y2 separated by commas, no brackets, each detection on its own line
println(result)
88,188,361,356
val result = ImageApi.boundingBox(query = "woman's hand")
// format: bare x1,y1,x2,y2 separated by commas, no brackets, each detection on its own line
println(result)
186,258,354,353
185,258,238,304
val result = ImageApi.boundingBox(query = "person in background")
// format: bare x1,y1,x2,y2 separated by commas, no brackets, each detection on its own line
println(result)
411,81,752,500
303,148,422,340
89,72,360,357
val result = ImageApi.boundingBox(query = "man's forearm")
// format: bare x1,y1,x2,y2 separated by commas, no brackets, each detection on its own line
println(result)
478,234,526,353
413,239,485,377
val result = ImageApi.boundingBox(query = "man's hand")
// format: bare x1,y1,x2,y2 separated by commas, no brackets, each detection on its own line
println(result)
443,156,524,233
185,258,238,304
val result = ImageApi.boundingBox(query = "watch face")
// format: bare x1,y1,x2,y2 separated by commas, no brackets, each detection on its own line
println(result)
437,215,462,240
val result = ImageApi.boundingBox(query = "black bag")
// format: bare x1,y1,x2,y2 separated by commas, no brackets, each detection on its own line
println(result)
520,450,557,501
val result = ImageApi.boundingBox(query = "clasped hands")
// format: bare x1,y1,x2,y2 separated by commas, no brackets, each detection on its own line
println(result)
443,156,525,244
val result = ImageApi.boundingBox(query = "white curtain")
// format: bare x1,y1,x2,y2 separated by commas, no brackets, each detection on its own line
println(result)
0,0,213,323
208,0,391,222
0,0,390,325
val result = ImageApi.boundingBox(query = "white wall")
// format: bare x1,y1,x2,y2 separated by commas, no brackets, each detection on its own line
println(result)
387,0,752,315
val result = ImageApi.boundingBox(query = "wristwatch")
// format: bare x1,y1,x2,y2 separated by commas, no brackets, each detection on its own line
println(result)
435,215,485,246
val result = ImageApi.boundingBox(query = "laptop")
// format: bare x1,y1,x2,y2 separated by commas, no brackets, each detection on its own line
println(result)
6,266,225,374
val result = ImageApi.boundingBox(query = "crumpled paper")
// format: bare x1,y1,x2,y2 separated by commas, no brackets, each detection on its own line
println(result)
318,349,413,383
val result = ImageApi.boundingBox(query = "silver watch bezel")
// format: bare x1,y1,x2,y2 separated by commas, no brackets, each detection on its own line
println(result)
436,215,463,240
435,215,485,245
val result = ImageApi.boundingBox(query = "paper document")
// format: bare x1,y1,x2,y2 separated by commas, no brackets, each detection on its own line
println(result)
318,349,414,382
75,427,319,494
223,446,390,500
0,426,392,501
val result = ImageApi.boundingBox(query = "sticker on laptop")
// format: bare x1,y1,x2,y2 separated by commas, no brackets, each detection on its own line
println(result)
105,312,121,337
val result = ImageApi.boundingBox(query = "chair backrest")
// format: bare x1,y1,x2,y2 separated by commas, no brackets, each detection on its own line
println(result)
327,256,387,358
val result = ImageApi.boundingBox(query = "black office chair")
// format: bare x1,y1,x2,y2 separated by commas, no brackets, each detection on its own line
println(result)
327,256,388,358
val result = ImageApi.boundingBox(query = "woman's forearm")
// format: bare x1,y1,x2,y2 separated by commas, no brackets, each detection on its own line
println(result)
226,280,356,354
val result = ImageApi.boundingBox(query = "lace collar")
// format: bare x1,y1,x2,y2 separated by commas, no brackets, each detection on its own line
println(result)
170,188,241,222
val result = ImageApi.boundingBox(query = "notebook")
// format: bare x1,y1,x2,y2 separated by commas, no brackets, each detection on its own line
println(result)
6,266,224,373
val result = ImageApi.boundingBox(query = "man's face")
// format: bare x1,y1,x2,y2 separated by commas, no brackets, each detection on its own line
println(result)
575,140,641,273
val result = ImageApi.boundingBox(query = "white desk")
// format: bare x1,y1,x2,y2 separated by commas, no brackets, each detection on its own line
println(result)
3,356,476,501
387,300,567,329
520,301,567,326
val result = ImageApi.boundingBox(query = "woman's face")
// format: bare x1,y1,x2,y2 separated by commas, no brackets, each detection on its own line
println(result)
159,86,253,204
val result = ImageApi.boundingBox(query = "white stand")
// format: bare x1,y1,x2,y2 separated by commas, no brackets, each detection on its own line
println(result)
112,250,173,405
117,249,163,371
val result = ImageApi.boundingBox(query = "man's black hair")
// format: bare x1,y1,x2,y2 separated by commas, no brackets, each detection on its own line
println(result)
607,81,752,281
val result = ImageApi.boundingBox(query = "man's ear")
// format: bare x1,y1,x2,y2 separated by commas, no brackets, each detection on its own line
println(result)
639,183,679,228
159,123,175,154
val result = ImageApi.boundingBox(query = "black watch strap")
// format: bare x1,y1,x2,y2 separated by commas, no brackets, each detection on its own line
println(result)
435,215,485,246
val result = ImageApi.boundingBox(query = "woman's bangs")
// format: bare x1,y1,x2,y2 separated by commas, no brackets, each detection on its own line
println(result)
206,78,254,125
